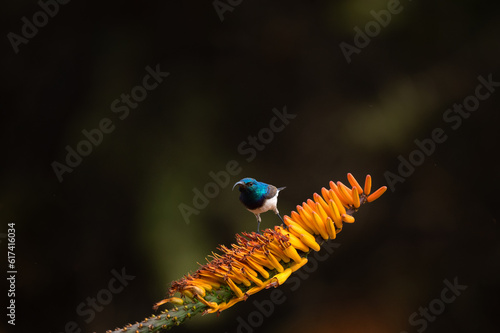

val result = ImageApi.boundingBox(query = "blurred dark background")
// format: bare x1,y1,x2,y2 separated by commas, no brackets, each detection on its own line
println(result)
2,0,499,332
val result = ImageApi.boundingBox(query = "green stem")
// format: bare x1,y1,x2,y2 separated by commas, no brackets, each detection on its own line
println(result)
107,288,234,333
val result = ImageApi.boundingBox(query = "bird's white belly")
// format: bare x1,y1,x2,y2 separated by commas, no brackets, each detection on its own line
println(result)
249,195,278,214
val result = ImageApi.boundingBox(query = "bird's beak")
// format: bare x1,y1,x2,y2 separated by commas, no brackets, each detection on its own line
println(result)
232,181,244,190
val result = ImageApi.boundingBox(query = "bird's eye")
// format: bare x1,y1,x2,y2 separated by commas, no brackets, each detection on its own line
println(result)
247,182,253,186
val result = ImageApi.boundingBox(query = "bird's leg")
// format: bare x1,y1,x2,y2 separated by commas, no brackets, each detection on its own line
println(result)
273,208,287,229
276,212,287,229
255,214,262,234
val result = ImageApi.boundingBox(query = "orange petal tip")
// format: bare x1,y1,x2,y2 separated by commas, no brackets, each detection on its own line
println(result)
367,186,387,202
364,175,372,195
347,173,363,194
341,214,355,223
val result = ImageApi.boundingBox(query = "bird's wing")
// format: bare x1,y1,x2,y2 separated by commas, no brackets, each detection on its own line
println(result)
264,185,284,199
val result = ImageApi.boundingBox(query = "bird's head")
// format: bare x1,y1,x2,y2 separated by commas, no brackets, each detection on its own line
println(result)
232,178,262,193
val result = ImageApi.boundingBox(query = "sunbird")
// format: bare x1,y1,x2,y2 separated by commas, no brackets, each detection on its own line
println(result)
232,178,285,233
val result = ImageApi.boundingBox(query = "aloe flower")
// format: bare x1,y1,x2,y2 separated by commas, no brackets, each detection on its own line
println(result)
109,174,386,333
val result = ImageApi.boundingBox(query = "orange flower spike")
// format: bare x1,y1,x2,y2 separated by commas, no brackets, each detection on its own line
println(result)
153,297,183,310
240,265,258,278
266,243,290,264
289,257,308,272
212,264,229,275
297,205,318,234
287,224,320,251
226,278,244,298
148,174,388,330
169,297,185,305
228,275,246,286
189,279,213,291
283,215,302,230
328,181,340,196
181,289,194,299
321,187,332,201
280,230,310,252
328,199,343,229
313,193,330,214
268,268,293,288
312,211,330,240
337,181,354,205
304,200,325,231
286,221,313,239
324,217,337,239
367,186,387,202
352,186,361,208
267,243,290,263
246,258,270,279
364,174,372,195
320,198,335,220
303,199,321,235
245,285,267,297
195,295,219,310
330,183,350,207
217,247,229,256
184,285,206,297
229,270,252,287
282,214,294,226
244,272,264,287
290,211,315,234
282,244,303,264
290,210,307,229
152,298,168,310
198,277,222,289
295,205,309,228
303,199,316,215
329,189,347,215
224,298,246,309
206,301,228,314
341,214,355,223
329,180,336,190
296,233,321,252
265,251,285,272
315,202,329,223
339,181,353,196
249,254,275,270
347,173,364,194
